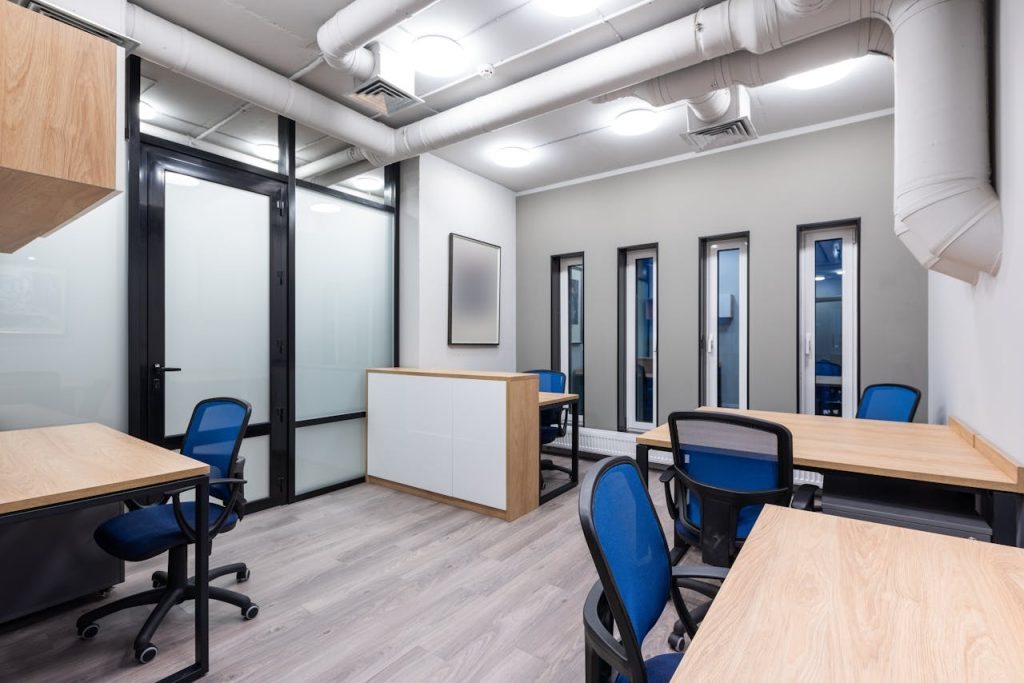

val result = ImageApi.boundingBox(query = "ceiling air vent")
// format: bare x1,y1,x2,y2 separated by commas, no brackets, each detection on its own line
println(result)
348,43,422,117
682,85,758,152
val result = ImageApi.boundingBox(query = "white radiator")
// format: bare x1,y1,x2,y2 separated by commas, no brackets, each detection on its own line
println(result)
550,427,674,466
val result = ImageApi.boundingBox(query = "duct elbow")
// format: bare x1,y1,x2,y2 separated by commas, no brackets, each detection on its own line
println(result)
895,186,1003,284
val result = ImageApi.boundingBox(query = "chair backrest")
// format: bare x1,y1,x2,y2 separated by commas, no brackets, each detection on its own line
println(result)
856,384,921,422
579,457,670,678
181,398,252,500
525,369,566,393
668,411,793,566
815,359,841,376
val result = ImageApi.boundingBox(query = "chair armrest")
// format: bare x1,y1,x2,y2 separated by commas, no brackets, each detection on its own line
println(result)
672,566,727,600
659,468,680,521
583,582,629,675
791,484,818,511
209,477,247,486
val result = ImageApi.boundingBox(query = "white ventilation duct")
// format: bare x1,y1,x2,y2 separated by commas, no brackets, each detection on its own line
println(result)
687,89,733,122
316,0,439,81
128,0,1000,283
124,5,394,157
295,147,366,180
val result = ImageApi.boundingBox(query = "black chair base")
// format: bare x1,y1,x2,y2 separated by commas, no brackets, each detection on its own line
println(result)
77,546,257,664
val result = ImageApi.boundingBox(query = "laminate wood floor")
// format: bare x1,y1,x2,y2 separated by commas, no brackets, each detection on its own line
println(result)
0,458,703,682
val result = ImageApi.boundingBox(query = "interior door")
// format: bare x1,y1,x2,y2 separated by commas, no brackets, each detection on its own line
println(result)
703,238,748,409
141,146,288,509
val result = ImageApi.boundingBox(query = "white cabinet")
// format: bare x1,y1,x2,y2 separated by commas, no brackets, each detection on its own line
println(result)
367,369,537,520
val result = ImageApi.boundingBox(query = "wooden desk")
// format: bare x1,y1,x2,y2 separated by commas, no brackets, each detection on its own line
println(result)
538,392,579,504
672,506,1024,681
0,423,212,682
635,408,1023,545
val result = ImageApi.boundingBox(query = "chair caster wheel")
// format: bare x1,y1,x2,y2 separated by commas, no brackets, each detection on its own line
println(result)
667,633,686,653
135,643,158,664
151,571,167,588
77,623,99,640
242,604,259,620
236,568,251,583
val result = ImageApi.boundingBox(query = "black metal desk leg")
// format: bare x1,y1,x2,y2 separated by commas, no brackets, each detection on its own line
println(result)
636,444,649,486
194,478,210,674
992,491,1022,546
571,401,579,483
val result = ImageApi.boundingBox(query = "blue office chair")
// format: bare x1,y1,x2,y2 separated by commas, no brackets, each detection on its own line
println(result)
525,369,572,486
659,411,816,650
76,398,258,664
815,359,842,416
857,383,921,422
579,457,727,683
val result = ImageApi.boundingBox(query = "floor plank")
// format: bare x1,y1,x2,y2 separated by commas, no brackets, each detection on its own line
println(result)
0,458,702,682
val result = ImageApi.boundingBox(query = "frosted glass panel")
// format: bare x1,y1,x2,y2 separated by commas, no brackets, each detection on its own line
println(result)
239,435,270,501
448,234,500,345
295,420,365,495
295,188,394,419
163,172,270,435
0,196,127,431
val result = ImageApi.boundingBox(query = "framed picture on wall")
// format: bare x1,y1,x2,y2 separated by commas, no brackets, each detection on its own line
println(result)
448,233,501,346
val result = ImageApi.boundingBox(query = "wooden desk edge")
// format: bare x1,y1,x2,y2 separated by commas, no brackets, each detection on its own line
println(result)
949,415,1022,490
538,392,579,407
367,368,537,382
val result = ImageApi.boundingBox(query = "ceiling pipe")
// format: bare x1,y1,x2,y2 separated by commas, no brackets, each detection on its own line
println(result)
686,89,732,122
593,20,892,107
125,4,395,156
296,146,366,180
313,160,378,187
127,0,1000,283
316,0,440,81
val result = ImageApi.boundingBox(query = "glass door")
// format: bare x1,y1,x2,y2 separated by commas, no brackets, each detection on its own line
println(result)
141,147,288,509
703,238,748,409
799,225,859,417
558,255,584,421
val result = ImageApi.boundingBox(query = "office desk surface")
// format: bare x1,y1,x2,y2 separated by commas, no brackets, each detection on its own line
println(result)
636,408,1022,493
0,423,209,515
538,392,578,407
673,505,1024,681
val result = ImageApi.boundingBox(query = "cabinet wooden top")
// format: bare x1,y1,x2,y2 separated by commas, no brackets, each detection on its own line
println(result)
367,368,538,382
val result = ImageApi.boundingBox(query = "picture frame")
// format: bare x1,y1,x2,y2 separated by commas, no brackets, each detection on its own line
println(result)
448,233,501,346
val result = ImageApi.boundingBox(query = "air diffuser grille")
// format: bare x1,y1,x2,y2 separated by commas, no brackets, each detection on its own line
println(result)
351,78,422,116
683,116,757,151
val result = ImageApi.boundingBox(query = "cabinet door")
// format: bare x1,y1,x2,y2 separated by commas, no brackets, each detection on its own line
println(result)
452,379,507,510
367,373,454,496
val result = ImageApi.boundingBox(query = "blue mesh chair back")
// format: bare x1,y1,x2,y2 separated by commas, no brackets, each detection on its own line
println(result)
526,369,567,438
181,398,252,500
857,384,921,422
668,412,793,567
580,458,672,681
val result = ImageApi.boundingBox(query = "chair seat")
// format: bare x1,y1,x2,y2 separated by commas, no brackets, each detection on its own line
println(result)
676,502,760,544
540,425,561,445
615,652,684,683
95,501,238,562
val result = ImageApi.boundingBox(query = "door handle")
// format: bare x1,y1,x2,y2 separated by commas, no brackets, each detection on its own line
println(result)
804,333,812,357
153,364,182,373
708,335,715,353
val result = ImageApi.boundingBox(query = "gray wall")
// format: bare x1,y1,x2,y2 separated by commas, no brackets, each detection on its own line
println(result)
516,116,928,430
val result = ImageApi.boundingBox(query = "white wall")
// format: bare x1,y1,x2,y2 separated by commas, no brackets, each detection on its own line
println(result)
399,154,517,371
0,0,128,431
928,0,1024,463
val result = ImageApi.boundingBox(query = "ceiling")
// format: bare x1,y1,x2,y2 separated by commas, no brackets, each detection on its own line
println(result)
133,0,895,193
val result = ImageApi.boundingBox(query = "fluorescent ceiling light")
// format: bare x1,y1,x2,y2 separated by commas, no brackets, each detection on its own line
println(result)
410,35,467,78
351,175,385,192
310,202,341,214
834,269,844,275
782,60,855,90
138,101,159,121
166,172,200,187
492,146,533,168
254,143,279,161
611,108,659,136
539,0,602,16
814,275,826,282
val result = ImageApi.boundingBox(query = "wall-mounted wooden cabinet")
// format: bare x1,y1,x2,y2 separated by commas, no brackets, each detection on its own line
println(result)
0,1,118,253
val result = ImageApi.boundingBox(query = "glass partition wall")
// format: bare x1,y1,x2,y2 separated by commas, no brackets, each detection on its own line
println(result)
128,57,398,511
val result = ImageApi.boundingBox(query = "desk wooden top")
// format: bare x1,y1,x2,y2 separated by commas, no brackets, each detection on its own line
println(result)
367,368,537,382
673,505,1024,681
538,392,578,407
636,408,1023,493
0,423,209,515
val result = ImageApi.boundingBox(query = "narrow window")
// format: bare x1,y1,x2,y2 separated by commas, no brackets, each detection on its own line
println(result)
798,223,859,416
556,255,585,421
701,236,748,409
620,247,657,431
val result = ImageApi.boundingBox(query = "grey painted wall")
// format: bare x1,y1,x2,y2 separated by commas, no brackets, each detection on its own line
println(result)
516,116,928,430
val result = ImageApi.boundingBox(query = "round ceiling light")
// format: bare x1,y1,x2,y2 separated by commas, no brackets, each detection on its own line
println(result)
254,143,279,161
410,35,467,78
782,60,855,90
539,0,602,17
138,101,159,121
611,108,659,136
165,172,200,188
351,174,385,192
310,202,342,214
492,146,533,168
